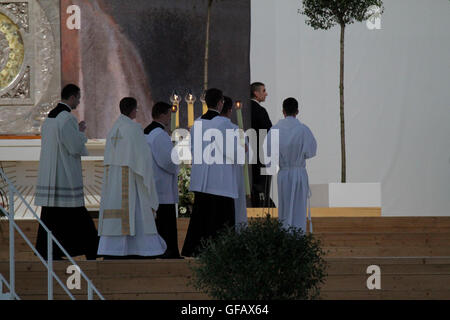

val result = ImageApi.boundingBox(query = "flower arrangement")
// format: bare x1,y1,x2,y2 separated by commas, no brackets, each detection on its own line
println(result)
178,164,194,217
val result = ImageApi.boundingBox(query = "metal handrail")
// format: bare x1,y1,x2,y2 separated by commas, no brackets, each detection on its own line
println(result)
0,274,20,300
0,168,104,300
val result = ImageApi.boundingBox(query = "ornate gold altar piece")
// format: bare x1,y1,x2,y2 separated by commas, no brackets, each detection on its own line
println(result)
0,0,61,135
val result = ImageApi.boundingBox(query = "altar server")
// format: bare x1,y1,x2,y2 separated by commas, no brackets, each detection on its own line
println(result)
35,84,99,260
144,102,182,259
265,97,317,232
97,97,166,259
181,88,241,257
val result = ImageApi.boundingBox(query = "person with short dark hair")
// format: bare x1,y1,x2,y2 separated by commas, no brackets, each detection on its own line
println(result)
282,97,299,116
144,102,172,135
144,102,182,259
97,97,167,259
220,96,233,118
265,97,317,232
151,101,172,120
61,84,81,101
119,97,138,117
250,82,275,208
35,84,99,260
181,88,239,257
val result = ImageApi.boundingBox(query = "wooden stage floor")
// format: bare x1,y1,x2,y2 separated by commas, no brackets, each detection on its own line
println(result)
1,215,450,300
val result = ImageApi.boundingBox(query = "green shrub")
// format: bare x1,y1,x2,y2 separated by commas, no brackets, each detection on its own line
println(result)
189,215,327,300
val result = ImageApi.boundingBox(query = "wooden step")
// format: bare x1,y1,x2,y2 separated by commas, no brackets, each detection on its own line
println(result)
311,217,450,233
3,217,450,261
247,207,382,217
323,246,450,257
0,260,205,299
1,258,450,300
3,217,450,237
316,232,450,247
320,290,450,300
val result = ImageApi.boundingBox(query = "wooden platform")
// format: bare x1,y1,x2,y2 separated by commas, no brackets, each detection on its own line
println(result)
0,136,41,140
3,217,450,261
1,217,450,299
1,257,450,300
247,207,381,217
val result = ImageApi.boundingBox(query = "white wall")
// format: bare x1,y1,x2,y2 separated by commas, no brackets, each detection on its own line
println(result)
251,0,450,216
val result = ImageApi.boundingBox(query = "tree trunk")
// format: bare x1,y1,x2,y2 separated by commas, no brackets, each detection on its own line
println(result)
339,23,346,183
203,0,213,91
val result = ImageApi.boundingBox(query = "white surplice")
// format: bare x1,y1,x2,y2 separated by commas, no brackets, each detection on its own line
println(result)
35,110,88,208
218,116,248,229
265,116,317,232
97,114,166,256
189,115,243,199
145,127,179,204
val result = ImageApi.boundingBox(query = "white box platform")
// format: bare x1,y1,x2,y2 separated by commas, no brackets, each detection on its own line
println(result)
310,183,381,208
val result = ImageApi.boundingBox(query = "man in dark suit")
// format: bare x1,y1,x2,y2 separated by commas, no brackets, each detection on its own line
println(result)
250,82,275,208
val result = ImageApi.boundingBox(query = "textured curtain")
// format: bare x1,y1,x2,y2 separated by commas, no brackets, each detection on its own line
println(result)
61,0,251,138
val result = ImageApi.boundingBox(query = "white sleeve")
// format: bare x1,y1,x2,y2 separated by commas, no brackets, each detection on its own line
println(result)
304,125,317,159
150,132,178,174
217,122,245,164
60,116,88,156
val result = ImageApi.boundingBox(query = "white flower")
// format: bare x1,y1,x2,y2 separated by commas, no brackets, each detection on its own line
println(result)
179,206,187,214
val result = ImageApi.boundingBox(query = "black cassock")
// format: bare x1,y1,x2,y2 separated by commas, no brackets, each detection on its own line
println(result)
145,121,182,259
181,110,235,257
250,100,276,208
36,206,99,260
155,204,182,258
35,104,99,260
181,192,235,257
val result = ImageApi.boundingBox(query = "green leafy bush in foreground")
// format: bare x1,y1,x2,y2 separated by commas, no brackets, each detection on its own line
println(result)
190,215,327,300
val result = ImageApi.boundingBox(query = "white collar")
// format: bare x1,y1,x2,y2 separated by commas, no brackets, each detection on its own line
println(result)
208,109,220,114
154,120,166,128
60,102,72,110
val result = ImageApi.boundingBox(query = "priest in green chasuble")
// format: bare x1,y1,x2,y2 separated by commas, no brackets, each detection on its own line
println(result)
97,97,167,258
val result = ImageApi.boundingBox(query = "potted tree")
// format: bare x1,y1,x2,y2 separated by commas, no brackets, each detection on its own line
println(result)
301,0,384,212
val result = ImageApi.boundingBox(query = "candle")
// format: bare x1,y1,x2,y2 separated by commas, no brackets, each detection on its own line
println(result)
236,101,244,129
171,104,178,132
200,91,208,115
185,92,196,128
188,102,194,127
235,101,251,196
170,91,182,129
176,104,180,129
